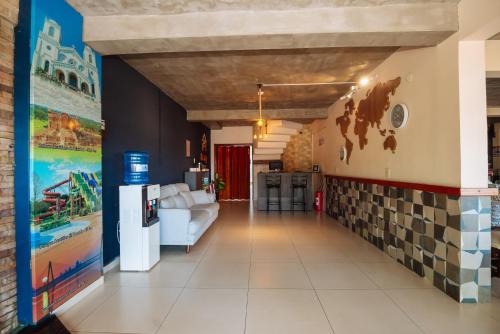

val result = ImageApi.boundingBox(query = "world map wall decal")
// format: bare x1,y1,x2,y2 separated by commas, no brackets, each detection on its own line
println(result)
335,77,402,164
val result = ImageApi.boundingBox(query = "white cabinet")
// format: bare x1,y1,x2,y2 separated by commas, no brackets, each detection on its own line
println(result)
119,184,160,271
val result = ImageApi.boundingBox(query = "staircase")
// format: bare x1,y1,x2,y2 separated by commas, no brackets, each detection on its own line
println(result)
253,120,303,161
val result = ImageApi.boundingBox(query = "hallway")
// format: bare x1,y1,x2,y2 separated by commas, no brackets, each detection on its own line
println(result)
61,202,500,334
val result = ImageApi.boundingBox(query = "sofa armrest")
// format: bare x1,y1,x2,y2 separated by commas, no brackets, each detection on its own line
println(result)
158,208,192,244
190,190,215,204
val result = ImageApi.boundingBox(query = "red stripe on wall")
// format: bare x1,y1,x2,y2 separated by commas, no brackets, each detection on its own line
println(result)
325,174,461,196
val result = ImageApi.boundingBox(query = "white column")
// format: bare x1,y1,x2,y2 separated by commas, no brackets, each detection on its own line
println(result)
458,41,488,189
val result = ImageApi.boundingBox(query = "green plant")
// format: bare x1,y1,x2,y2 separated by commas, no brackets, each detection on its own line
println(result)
213,173,226,193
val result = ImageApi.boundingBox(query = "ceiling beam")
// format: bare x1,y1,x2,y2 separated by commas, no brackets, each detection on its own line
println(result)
187,108,328,122
82,3,458,55
202,121,223,130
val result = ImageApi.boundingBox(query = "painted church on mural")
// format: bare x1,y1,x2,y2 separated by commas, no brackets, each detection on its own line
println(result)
31,18,101,102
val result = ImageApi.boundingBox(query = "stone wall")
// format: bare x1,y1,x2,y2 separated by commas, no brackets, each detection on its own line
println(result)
325,175,491,303
0,0,19,332
282,124,312,172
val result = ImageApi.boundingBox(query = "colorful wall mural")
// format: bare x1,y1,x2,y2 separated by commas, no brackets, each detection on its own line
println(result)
15,0,103,324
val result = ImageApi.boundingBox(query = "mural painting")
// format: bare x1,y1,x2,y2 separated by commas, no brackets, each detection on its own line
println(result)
200,132,208,164
28,0,102,321
336,77,401,164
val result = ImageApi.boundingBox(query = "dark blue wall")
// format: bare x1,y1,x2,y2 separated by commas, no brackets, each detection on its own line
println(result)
14,0,34,324
102,56,209,265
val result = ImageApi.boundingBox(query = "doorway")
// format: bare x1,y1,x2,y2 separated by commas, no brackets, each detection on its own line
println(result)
215,144,251,200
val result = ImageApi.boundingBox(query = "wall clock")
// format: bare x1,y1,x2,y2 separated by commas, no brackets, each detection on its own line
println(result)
390,103,409,129
339,146,347,162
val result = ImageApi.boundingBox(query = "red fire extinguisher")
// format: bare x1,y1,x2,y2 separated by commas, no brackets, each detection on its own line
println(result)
314,191,323,212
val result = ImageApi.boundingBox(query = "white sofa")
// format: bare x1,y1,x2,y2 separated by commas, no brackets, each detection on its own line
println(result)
158,183,219,251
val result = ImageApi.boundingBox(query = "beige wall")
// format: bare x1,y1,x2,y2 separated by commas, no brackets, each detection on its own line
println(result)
312,0,500,188
486,41,500,74
312,43,461,186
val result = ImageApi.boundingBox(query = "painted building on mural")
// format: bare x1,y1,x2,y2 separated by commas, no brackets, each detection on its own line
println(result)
31,17,101,102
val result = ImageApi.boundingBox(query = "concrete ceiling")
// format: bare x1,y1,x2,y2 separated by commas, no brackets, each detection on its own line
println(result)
67,0,459,16
67,0,460,127
122,47,396,112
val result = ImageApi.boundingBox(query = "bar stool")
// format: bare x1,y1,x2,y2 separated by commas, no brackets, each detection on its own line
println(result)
291,174,307,212
266,174,282,212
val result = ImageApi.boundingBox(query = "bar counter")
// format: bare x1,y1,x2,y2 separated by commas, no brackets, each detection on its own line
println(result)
257,172,313,211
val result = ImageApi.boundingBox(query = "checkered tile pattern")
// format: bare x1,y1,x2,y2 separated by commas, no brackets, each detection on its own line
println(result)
325,176,491,303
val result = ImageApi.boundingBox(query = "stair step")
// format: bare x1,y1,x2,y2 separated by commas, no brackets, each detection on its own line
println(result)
267,120,303,130
254,148,284,155
253,154,282,161
256,141,287,149
259,134,291,142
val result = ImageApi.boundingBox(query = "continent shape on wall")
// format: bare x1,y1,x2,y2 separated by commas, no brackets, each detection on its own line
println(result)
335,99,355,164
335,77,402,164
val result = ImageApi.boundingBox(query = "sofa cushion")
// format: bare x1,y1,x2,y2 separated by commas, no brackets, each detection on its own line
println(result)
188,210,210,234
159,197,176,209
190,190,215,204
172,195,189,209
175,183,190,193
160,184,179,199
180,191,196,208
191,202,220,219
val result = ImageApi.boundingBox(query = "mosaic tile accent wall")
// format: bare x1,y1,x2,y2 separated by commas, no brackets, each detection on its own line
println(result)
325,176,492,303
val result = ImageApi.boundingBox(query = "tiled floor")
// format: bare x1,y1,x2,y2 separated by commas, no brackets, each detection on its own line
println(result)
61,202,500,334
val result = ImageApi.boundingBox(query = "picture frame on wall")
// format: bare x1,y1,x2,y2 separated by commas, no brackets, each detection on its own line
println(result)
186,139,191,157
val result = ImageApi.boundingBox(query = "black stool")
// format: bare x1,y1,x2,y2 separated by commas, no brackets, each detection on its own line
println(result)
266,174,282,212
291,174,307,212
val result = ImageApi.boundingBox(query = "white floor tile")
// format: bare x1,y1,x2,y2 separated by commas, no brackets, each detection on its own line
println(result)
250,262,312,289
317,289,423,334
74,287,181,334
357,262,433,289
246,289,333,334
158,289,247,334
60,203,500,334
186,262,250,288
305,263,378,289
105,262,197,288
386,289,500,334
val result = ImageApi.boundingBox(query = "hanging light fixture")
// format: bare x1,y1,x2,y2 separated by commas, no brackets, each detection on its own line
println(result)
254,84,267,140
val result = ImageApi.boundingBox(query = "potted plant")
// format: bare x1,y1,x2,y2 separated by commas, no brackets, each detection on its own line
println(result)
213,173,226,201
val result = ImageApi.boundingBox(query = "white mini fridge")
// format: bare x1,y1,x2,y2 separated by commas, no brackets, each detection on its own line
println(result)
119,184,160,271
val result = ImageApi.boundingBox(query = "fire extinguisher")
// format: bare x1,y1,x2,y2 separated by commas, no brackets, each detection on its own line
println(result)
314,191,323,212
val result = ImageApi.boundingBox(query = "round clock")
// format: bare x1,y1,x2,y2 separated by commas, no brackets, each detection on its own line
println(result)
390,103,409,129
339,146,347,162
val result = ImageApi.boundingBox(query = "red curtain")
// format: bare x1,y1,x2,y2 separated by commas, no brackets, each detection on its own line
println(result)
216,145,250,200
